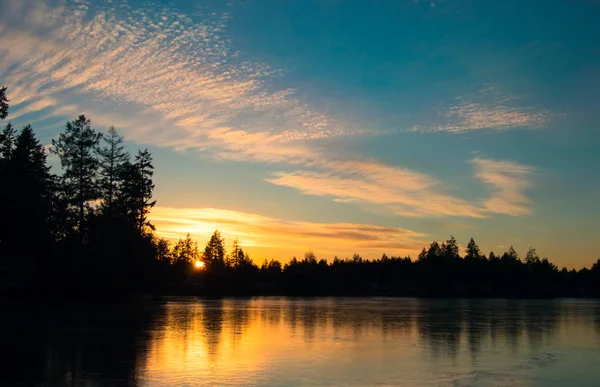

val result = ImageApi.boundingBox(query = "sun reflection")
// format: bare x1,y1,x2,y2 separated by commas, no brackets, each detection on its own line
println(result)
194,260,205,269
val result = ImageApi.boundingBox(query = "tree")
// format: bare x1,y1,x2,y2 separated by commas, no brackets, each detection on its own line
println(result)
0,86,8,120
117,149,156,234
229,239,243,268
98,126,129,213
465,238,484,261
204,230,226,268
304,250,318,264
10,125,53,239
0,122,16,161
502,246,520,262
51,115,102,238
155,238,171,264
426,241,442,261
132,149,156,233
171,233,201,264
443,235,460,261
0,123,17,247
525,247,541,269
0,124,54,288
261,259,282,274
417,247,427,262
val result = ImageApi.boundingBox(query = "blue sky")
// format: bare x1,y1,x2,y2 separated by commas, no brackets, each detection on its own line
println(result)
1,0,598,266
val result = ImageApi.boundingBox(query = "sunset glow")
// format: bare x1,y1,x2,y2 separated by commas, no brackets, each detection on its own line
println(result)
1,0,599,267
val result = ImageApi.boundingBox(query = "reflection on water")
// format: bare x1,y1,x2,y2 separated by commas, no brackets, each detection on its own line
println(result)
3,298,600,386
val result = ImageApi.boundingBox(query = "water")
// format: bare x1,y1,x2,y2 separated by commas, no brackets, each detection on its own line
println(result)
3,298,600,386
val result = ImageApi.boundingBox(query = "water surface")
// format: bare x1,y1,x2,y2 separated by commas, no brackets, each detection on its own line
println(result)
4,298,600,386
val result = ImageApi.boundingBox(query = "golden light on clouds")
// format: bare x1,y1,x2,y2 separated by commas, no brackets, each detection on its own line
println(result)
150,206,429,262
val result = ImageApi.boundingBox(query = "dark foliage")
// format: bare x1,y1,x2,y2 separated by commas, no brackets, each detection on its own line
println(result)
1,85,599,299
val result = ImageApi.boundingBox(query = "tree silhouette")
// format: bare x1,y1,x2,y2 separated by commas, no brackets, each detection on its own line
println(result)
465,238,484,262
51,115,102,240
0,122,17,253
98,126,129,215
204,230,226,269
9,125,53,252
0,86,8,120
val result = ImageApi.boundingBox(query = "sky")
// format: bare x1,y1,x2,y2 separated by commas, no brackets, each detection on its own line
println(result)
0,0,599,267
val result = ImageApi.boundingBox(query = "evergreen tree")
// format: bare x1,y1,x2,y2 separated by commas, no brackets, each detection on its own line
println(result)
305,250,318,264
443,235,460,260
229,239,245,268
0,86,8,120
116,149,156,234
0,123,17,249
417,247,427,262
51,115,102,238
133,149,156,233
0,122,16,160
426,241,442,261
10,125,53,245
204,230,225,269
502,245,520,262
525,247,541,269
465,238,483,261
98,126,129,213
171,233,200,264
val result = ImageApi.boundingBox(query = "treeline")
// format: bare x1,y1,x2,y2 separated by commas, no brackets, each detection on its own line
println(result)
1,86,600,298
0,86,160,296
159,231,600,297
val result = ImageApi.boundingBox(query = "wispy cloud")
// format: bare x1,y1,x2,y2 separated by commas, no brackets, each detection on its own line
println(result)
150,206,429,260
471,156,535,216
0,0,365,157
267,158,486,218
0,1,539,221
268,155,537,219
413,86,553,133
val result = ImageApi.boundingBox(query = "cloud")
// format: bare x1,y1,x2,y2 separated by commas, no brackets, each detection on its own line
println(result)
0,0,367,158
413,86,553,133
267,155,537,219
150,206,429,260
267,158,486,218
0,1,539,221
471,157,535,216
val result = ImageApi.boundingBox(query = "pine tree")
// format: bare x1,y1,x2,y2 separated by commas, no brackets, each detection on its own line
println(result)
171,233,200,264
0,122,16,161
229,239,244,268
98,126,129,214
0,86,8,120
525,247,541,268
426,241,442,261
502,245,520,262
443,235,460,260
204,230,225,268
51,115,102,238
465,238,483,261
133,149,156,234
9,125,53,254
0,123,17,244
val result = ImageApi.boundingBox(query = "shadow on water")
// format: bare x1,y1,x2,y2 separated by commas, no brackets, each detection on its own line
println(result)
0,299,165,387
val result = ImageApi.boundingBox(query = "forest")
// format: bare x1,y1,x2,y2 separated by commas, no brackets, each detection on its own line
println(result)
1,85,599,298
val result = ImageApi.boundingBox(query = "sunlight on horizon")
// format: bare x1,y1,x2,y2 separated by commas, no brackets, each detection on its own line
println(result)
149,206,429,263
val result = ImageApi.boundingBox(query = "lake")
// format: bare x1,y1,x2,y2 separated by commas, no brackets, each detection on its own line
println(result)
3,298,600,386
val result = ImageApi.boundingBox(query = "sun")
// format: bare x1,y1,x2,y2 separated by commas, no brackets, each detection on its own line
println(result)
194,260,205,269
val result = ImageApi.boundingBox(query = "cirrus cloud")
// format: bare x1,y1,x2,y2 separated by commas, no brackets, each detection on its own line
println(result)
413,86,555,133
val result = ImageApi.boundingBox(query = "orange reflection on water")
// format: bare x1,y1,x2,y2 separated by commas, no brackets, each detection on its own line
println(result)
138,298,600,387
